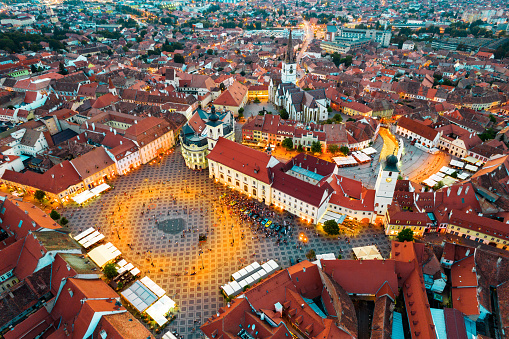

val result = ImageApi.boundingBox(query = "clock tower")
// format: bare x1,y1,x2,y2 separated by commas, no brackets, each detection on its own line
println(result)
374,154,399,216
281,29,297,84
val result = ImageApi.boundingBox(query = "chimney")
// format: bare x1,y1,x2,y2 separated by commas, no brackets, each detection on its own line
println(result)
92,122,95,131
447,188,451,197
457,186,462,196
465,185,469,194
120,140,122,145
114,129,117,135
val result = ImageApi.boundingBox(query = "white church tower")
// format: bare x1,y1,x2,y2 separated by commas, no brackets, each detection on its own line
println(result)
281,29,297,84
374,154,399,215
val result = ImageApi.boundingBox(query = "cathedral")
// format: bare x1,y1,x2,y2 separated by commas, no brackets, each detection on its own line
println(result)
281,29,297,84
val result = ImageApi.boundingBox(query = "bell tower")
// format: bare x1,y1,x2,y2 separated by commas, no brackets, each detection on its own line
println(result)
281,29,297,84
374,154,399,216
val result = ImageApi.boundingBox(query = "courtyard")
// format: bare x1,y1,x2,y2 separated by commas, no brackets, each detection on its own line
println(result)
62,147,391,338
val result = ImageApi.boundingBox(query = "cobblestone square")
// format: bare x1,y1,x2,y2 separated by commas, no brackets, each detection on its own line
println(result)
63,147,391,338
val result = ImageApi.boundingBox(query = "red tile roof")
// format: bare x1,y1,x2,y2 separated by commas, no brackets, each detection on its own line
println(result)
321,260,398,296
207,137,276,184
272,168,332,207
397,116,438,141
392,242,436,339
213,81,247,107
2,161,81,195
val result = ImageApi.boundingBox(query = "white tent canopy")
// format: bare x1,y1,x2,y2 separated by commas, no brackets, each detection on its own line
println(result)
90,183,110,195
316,253,336,260
88,242,121,267
422,178,437,187
72,190,96,205
352,151,371,163
352,245,383,260
71,183,110,205
465,164,478,172
121,280,158,312
362,147,377,155
78,230,105,249
146,295,175,326
429,174,444,182
162,331,179,339
74,227,95,241
333,156,358,166
457,172,470,180
141,276,166,298
439,166,456,175
449,159,464,168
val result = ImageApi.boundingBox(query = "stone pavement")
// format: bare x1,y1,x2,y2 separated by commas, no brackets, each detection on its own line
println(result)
63,147,391,338
243,102,277,118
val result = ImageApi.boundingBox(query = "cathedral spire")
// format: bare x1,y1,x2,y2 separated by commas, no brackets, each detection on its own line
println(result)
285,28,294,64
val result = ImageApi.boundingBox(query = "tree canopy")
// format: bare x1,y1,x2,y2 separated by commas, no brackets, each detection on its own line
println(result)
323,220,340,235
50,210,60,221
282,138,293,150
311,141,322,153
34,190,46,202
396,228,414,242
103,263,118,280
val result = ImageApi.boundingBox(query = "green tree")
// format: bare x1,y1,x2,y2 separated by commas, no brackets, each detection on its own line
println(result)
311,141,322,153
332,114,343,123
396,228,414,242
340,146,349,155
240,70,246,76
282,138,294,150
323,219,339,235
432,181,444,191
327,144,339,154
297,145,304,152
103,263,118,280
253,97,260,104
489,114,496,123
30,64,37,73
219,83,226,92
34,190,46,202
207,48,213,55
173,53,185,64
58,62,68,75
279,109,289,120
306,249,316,260
238,107,244,118
59,217,69,226
478,128,497,141
50,210,61,220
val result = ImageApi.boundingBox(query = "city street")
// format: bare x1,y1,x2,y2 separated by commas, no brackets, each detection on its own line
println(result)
379,127,398,161
62,147,391,338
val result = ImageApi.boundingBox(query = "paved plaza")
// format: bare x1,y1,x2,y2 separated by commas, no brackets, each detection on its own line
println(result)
336,129,450,189
63,147,391,338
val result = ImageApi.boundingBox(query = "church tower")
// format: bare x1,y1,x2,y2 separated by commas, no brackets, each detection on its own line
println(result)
374,154,399,216
108,78,117,96
281,29,297,84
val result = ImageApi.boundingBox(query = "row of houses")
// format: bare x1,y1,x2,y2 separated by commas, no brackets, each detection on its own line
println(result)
1,115,174,203
242,113,380,152
396,116,508,162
